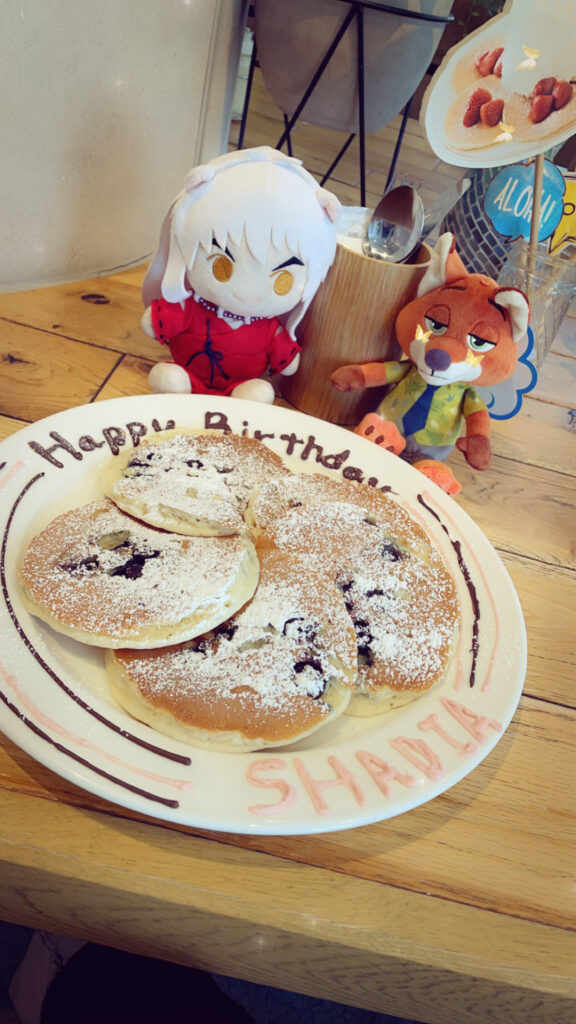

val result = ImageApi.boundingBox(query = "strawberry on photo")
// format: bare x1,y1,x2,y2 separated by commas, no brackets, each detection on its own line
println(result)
480,98,504,126
530,93,554,123
463,87,493,127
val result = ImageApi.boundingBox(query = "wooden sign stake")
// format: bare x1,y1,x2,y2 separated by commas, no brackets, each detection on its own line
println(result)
529,152,545,254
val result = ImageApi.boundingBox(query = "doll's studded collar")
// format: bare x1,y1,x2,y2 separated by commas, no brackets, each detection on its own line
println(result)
195,293,265,324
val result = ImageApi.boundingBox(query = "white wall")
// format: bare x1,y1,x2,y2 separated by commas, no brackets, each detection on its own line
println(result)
0,0,248,291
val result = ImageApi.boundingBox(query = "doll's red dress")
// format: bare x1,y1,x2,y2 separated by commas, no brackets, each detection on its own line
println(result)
150,296,300,396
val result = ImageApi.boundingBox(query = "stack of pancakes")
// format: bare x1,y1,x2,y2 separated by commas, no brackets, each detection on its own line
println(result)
20,430,459,752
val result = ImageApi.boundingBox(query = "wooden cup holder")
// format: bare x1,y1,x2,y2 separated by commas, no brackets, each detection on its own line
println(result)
280,241,432,426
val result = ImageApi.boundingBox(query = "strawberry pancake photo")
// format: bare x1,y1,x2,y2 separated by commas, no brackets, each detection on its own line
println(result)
444,77,508,152
503,72,575,144
450,36,505,97
425,0,576,164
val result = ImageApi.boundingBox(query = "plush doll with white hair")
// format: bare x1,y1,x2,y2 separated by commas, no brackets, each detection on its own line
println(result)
331,233,530,495
141,146,340,403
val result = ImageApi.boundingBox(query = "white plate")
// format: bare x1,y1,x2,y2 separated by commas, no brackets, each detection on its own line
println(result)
0,395,526,835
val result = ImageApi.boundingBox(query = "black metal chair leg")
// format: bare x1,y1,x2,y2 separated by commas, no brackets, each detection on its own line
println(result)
385,96,413,192
244,1,453,200
275,2,357,151
237,39,258,150
283,114,293,157
320,133,356,186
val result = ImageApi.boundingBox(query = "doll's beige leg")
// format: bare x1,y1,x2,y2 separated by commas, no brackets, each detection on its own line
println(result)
148,363,192,394
231,379,275,403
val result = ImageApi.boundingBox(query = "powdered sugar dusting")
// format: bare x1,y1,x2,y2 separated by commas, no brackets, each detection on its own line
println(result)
114,551,358,741
266,501,411,572
249,474,432,558
20,500,256,640
107,431,290,533
339,560,457,693
263,500,459,695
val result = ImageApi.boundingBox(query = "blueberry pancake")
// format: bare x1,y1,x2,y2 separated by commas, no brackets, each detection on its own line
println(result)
106,548,358,752
104,429,291,537
246,473,433,562
257,499,459,714
335,546,459,715
20,500,259,648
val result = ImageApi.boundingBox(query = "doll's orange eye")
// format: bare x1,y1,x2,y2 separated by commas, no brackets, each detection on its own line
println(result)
212,255,234,283
272,270,294,296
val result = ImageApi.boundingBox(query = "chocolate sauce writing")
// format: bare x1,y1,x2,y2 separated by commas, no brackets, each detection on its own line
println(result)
25,410,395,494
28,418,176,468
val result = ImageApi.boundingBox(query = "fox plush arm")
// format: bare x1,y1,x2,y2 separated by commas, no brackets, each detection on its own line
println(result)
455,406,491,469
331,362,391,391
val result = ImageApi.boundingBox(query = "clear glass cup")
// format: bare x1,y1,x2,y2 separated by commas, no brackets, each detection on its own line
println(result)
498,239,576,369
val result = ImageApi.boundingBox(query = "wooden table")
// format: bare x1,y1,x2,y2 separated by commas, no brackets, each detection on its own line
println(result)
0,267,574,1024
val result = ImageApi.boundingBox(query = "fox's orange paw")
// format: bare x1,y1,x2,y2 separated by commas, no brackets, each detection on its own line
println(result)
414,459,461,496
355,415,406,455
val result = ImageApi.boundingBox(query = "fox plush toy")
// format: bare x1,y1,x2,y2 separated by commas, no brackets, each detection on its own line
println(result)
330,232,530,495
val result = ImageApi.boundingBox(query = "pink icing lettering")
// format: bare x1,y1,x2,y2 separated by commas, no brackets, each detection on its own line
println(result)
441,698,502,743
246,758,298,815
355,750,416,796
389,736,446,780
293,755,367,815
418,713,477,756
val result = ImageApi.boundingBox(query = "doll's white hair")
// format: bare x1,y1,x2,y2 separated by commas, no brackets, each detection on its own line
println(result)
142,147,340,338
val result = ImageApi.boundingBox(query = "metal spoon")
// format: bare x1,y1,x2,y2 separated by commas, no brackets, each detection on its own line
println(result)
363,185,425,263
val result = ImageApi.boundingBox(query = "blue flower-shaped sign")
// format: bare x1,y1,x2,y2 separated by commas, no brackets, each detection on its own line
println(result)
476,327,538,420
484,160,565,243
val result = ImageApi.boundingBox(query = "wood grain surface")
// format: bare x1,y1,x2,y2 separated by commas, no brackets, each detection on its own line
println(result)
0,70,575,1024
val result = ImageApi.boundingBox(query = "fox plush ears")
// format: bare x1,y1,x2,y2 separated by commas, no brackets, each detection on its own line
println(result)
492,287,531,343
417,232,468,293
418,232,530,343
